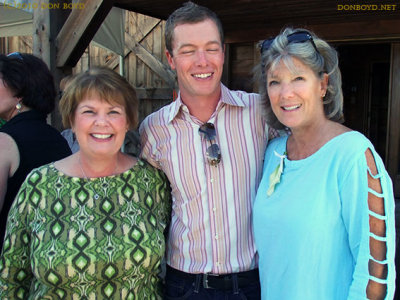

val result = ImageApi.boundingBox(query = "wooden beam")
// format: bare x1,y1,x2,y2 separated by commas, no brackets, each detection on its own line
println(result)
132,18,162,46
48,1,73,130
387,43,400,198
225,19,400,43
32,0,50,65
106,17,161,70
312,19,400,42
135,87,173,100
56,0,114,67
124,32,176,88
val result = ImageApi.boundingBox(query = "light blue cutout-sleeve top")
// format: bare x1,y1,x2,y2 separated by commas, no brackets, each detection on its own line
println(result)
253,131,396,300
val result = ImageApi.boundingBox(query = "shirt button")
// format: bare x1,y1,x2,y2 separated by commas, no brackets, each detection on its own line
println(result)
213,207,217,212
210,178,214,183
94,194,100,200
215,234,218,240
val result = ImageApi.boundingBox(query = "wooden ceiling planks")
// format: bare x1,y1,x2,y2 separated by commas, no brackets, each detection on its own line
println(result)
113,0,400,42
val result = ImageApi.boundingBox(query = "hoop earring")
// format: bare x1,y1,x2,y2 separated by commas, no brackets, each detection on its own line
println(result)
15,102,22,113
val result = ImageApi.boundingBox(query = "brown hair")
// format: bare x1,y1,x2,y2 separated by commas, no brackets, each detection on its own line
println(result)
165,1,224,55
59,67,138,129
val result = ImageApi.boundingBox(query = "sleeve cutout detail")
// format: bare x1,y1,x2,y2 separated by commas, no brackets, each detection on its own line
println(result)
363,148,393,300
369,255,388,265
367,167,383,179
369,232,387,242
368,187,384,198
367,275,388,285
366,279,388,300
368,210,386,221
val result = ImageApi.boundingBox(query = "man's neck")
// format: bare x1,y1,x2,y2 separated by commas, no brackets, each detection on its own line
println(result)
180,91,221,123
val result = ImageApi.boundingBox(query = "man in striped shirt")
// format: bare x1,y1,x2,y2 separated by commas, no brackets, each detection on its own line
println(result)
140,2,273,299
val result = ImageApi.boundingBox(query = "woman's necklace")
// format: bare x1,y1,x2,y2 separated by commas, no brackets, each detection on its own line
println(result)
77,154,123,200
78,155,89,179
78,155,119,178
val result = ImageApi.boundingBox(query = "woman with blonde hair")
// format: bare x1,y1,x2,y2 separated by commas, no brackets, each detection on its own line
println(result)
253,28,395,299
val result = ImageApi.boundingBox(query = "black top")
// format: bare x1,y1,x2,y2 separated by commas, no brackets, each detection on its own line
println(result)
0,110,71,250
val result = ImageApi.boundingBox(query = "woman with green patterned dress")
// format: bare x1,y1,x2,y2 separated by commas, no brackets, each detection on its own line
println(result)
0,67,171,299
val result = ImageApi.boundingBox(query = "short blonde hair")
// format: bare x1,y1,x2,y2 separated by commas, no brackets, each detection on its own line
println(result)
59,67,139,129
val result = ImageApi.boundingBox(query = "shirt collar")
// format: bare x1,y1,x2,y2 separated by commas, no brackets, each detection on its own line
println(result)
167,83,247,123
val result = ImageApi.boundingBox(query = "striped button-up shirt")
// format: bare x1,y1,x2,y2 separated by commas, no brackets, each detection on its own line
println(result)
139,84,269,274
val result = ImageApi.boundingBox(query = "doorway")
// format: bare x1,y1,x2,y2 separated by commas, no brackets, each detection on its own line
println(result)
337,44,391,161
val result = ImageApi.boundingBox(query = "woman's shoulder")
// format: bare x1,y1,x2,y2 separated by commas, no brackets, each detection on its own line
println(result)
266,135,288,153
329,131,373,156
134,158,168,180
322,131,384,181
0,132,18,157
0,133,19,181
26,163,56,176
136,158,163,172
19,163,57,189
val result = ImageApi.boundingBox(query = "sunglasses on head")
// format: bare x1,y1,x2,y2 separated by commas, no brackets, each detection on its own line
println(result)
260,31,319,54
199,123,221,166
7,52,23,60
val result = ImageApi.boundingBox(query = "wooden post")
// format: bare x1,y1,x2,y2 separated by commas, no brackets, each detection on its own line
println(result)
32,0,52,125
32,0,72,129
32,0,50,64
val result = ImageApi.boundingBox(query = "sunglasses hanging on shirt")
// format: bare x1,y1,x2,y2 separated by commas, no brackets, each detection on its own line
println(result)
199,123,221,166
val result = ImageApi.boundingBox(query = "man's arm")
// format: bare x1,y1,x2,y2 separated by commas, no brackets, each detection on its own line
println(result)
138,118,161,169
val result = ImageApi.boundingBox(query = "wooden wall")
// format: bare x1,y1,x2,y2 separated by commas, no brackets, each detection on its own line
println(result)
0,36,33,54
73,11,174,124
0,11,174,125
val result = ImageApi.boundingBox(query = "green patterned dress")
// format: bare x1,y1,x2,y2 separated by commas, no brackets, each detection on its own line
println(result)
0,159,171,299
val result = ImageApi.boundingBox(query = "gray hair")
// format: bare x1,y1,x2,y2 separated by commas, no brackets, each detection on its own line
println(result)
165,1,224,55
255,27,344,129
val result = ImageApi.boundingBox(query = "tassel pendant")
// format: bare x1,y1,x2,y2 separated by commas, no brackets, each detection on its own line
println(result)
267,151,286,196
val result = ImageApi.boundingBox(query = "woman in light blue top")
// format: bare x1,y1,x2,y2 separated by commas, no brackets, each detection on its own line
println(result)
253,28,395,300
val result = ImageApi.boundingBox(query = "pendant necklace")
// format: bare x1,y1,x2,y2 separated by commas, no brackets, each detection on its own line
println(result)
78,155,88,179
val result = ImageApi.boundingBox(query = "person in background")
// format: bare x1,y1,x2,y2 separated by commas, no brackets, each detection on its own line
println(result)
140,2,276,299
60,74,80,153
59,74,74,99
0,53,71,251
253,27,396,299
0,66,171,299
